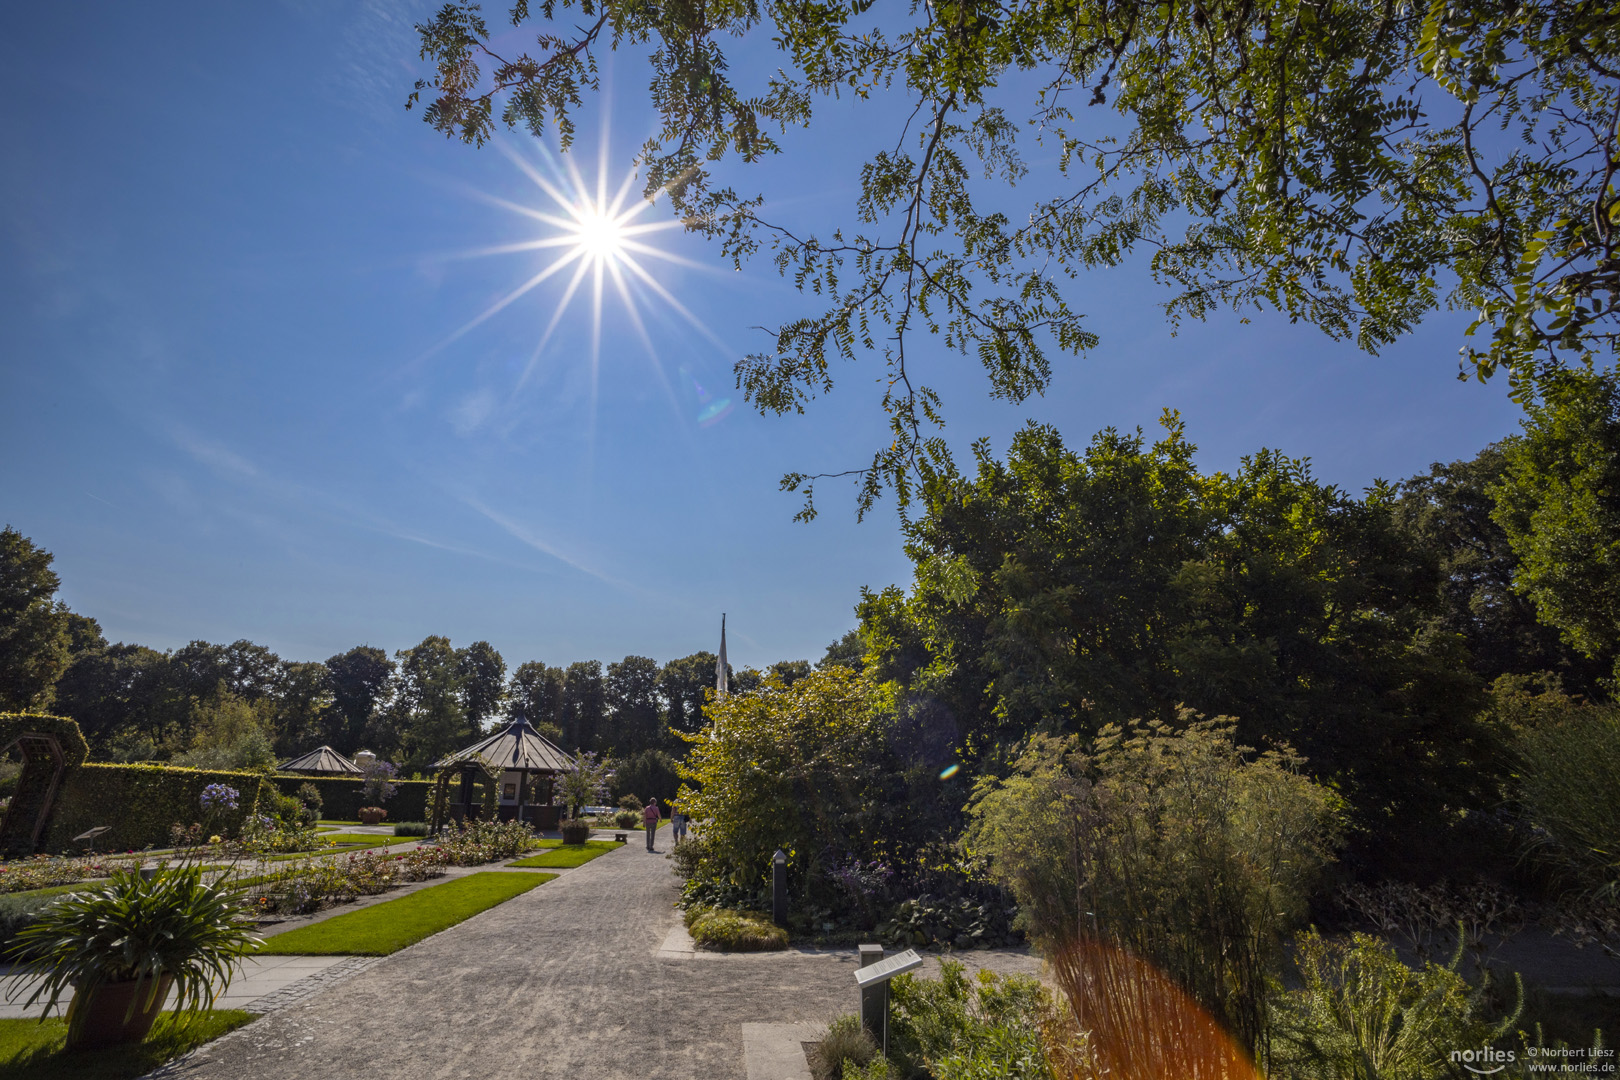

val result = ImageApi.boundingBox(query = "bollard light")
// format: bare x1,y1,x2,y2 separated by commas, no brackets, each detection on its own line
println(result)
772,849,788,927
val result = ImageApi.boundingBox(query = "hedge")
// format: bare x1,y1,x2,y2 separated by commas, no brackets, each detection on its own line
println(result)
43,763,274,853
270,775,436,822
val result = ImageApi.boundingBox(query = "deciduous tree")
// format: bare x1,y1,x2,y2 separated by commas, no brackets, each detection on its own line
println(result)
412,0,1620,516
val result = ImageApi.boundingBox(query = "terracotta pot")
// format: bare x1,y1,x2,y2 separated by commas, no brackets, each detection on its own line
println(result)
67,974,174,1050
358,807,388,825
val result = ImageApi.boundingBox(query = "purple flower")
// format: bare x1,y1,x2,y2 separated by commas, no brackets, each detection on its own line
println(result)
200,783,240,811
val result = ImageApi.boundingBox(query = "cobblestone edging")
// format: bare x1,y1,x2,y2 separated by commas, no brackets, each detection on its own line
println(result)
247,955,386,1014
140,956,387,1079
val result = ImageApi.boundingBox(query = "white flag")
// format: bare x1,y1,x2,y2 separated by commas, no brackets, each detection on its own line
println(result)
716,613,729,698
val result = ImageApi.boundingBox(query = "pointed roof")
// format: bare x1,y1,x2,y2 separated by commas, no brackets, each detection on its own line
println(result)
278,745,362,775
433,716,576,773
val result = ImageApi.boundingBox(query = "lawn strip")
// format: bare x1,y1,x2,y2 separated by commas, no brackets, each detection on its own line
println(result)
255,871,555,955
508,841,622,868
0,1009,255,1080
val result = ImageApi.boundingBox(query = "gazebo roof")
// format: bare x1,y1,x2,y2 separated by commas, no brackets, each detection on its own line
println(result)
278,745,362,775
433,717,575,773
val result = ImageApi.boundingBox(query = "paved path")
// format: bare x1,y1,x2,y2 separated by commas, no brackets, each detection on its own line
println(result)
161,839,1040,1080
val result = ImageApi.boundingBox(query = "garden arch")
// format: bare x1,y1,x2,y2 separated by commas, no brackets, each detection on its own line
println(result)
0,714,89,856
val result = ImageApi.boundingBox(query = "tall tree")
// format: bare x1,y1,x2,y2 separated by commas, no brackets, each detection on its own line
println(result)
818,630,866,672
559,660,606,751
53,643,187,753
455,640,508,731
393,636,470,771
272,661,337,757
508,660,565,730
0,526,73,712
1492,371,1620,686
604,655,662,753
414,1,1620,516
1395,445,1607,694
324,645,395,753
658,652,721,737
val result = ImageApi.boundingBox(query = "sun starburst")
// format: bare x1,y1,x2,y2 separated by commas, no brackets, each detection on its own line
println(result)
422,136,738,440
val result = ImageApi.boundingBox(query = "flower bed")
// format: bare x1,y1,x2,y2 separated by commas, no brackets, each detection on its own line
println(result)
0,854,135,895
430,819,534,866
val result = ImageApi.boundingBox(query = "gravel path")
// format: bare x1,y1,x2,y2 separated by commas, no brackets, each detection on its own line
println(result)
162,841,1040,1080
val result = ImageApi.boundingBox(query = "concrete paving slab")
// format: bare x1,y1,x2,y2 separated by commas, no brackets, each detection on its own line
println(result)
742,1022,821,1080
0,955,354,1019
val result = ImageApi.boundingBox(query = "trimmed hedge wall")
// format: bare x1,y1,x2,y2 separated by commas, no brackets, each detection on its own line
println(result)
270,775,435,822
44,764,274,853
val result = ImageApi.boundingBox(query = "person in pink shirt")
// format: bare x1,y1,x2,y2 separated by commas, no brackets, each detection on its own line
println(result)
642,798,660,851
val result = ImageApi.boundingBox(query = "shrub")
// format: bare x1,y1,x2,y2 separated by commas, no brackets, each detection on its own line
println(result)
965,714,1342,1056
809,1014,878,1080
1267,930,1521,1080
676,668,892,912
617,794,643,812
393,821,430,837
269,775,434,821
883,961,1055,1080
294,782,323,818
614,809,640,829
687,908,788,951
880,895,1021,951
1513,697,1620,894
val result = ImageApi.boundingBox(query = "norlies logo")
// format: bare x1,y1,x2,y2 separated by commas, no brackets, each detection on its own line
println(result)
1452,1047,1518,1074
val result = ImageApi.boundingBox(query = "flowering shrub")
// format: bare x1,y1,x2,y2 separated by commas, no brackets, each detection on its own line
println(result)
239,814,322,855
359,760,399,806
433,819,534,866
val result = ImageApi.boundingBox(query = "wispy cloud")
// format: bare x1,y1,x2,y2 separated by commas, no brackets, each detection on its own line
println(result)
458,495,640,593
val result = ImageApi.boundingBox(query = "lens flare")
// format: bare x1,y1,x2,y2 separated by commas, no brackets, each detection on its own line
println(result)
939,764,960,780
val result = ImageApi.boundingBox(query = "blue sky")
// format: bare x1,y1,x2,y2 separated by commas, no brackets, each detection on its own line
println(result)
0,3,1524,671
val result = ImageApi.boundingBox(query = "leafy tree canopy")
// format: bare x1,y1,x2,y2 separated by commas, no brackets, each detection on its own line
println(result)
413,0,1620,516
860,411,1485,842
0,526,73,712
1491,370,1620,685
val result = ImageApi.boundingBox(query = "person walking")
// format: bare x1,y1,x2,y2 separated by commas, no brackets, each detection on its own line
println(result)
642,798,660,851
671,804,688,844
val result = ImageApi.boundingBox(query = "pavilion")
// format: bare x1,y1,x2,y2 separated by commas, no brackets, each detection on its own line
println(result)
278,745,362,775
431,716,574,830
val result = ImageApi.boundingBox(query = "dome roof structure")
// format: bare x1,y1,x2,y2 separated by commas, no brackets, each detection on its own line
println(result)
278,745,363,775
433,716,575,773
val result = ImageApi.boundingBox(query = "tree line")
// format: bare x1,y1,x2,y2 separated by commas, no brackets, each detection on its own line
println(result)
0,536,841,777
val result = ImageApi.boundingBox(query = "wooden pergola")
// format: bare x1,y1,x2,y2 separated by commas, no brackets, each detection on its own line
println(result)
431,717,574,831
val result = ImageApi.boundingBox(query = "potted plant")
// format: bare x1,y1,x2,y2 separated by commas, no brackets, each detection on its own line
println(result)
358,806,389,825
559,818,591,845
5,866,260,1050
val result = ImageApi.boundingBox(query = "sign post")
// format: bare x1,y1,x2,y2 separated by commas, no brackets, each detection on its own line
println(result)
854,946,923,1055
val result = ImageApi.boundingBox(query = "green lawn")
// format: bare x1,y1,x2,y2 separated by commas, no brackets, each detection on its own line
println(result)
255,871,555,955
0,1010,255,1079
508,840,622,868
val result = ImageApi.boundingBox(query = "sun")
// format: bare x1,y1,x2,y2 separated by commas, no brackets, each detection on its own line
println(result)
570,204,628,263
421,136,738,437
